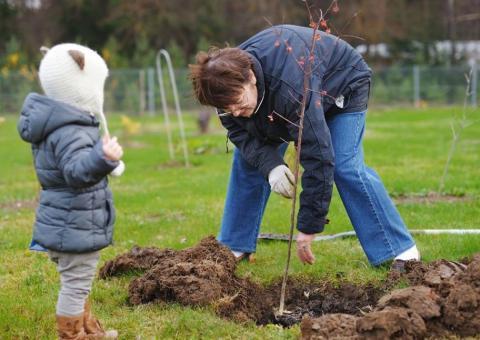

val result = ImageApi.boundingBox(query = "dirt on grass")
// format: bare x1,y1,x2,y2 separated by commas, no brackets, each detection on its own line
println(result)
0,198,38,211
99,236,480,339
393,192,471,205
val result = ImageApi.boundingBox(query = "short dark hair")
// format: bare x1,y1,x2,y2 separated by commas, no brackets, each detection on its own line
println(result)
189,47,253,109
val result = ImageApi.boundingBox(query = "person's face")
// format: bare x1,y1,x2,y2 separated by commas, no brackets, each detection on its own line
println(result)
225,70,258,118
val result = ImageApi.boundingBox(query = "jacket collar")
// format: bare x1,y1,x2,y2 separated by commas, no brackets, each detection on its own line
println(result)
248,53,266,115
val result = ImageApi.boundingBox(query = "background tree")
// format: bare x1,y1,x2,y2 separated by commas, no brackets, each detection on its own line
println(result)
1,0,479,68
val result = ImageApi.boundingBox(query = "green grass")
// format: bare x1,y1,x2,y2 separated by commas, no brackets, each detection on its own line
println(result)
0,106,479,338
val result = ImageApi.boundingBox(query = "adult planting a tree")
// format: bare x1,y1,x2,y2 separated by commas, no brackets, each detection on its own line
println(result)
189,25,419,267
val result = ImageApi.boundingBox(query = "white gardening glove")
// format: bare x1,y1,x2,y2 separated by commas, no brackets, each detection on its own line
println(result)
268,165,295,199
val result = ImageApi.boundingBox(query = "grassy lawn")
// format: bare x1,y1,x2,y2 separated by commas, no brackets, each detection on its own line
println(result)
0,106,479,338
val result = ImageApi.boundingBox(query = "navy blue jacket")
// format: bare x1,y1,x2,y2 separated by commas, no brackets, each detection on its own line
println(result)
18,93,118,252
219,25,372,234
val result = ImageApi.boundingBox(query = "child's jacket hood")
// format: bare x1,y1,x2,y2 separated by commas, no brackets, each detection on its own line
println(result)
18,92,98,144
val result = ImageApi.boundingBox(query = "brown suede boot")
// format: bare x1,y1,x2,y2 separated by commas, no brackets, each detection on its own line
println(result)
83,300,118,339
56,314,87,340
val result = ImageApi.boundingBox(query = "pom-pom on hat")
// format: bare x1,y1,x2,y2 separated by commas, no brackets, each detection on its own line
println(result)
39,43,108,115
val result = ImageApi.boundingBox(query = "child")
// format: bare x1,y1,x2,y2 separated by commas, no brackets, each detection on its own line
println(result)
18,43,122,339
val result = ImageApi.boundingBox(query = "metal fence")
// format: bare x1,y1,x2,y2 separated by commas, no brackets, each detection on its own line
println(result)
0,64,478,114
370,63,478,108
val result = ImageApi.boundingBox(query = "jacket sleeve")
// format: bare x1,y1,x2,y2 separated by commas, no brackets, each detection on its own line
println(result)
285,96,335,234
53,128,119,188
219,114,285,178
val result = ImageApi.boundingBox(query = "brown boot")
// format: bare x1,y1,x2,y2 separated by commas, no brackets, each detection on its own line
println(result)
83,300,118,339
56,314,87,340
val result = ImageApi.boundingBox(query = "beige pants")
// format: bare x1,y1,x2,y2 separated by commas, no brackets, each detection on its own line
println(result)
48,250,100,316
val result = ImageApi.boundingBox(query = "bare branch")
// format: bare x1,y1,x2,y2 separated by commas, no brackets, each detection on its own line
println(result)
279,0,322,315
323,0,338,17
449,122,456,138
439,67,475,192
308,88,337,101
340,11,359,32
288,89,303,106
338,34,366,42
271,110,300,128
263,16,274,27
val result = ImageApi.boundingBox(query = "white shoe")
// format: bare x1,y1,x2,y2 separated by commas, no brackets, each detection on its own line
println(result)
231,250,255,263
232,250,245,258
394,245,420,261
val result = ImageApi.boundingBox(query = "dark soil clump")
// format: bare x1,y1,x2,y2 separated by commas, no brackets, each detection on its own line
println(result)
99,246,177,279
303,255,480,339
263,278,383,327
99,237,480,338
101,236,270,322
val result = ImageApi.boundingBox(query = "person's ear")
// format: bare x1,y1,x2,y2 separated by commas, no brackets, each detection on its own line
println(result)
248,69,257,85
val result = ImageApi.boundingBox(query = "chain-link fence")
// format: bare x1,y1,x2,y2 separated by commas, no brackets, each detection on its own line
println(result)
370,64,478,107
0,64,478,114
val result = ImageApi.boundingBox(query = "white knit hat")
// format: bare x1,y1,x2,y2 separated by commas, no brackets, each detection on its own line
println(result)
39,43,125,177
39,43,108,115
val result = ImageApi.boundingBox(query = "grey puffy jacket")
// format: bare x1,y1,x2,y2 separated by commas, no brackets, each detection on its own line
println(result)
18,93,118,253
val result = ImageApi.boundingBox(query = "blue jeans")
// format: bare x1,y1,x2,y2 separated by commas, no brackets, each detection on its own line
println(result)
218,111,415,266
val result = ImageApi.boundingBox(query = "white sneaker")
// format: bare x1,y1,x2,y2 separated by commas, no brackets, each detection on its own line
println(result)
394,245,420,261
231,250,255,263
232,250,245,258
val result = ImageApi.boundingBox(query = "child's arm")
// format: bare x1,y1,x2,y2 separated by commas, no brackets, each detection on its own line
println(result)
53,128,120,188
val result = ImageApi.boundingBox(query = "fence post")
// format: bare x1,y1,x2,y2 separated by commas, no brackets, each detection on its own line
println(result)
413,65,420,107
147,67,155,115
139,69,146,115
471,60,478,108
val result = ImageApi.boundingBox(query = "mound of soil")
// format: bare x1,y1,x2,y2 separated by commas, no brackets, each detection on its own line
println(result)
101,237,271,322
99,237,480,338
99,246,177,279
302,255,480,339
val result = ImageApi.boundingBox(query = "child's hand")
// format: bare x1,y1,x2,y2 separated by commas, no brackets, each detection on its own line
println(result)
102,136,123,161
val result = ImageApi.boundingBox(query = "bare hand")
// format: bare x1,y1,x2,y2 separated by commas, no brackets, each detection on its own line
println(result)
102,136,123,161
296,232,316,265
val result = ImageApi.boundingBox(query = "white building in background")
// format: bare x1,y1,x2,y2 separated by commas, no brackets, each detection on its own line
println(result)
7,0,41,9
356,41,480,65
356,43,390,58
